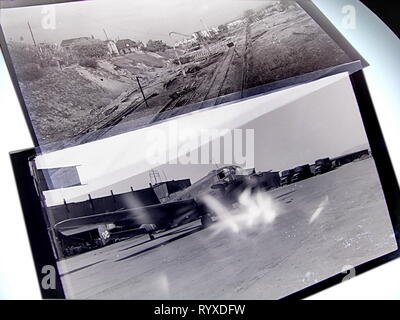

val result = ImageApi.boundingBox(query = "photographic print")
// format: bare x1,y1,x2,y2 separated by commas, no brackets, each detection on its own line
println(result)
0,0,357,146
30,73,397,299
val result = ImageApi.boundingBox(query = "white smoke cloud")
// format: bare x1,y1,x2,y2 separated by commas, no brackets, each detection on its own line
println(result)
202,188,280,237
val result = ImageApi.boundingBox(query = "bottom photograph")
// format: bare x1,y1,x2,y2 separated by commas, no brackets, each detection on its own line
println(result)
31,72,397,299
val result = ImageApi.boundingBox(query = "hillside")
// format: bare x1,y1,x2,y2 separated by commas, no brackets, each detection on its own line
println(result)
18,50,176,145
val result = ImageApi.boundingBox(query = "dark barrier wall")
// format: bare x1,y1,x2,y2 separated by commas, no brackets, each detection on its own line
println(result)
153,179,191,201
332,149,370,166
46,187,160,226
167,179,191,194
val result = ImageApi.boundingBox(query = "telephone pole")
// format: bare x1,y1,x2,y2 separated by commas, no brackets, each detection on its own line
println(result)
103,29,109,40
27,22,37,46
136,76,149,108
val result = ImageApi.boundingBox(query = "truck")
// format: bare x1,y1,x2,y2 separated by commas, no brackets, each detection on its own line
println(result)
291,165,312,183
280,169,294,186
331,149,370,168
314,158,332,175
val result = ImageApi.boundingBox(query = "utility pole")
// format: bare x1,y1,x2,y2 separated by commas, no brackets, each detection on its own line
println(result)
103,29,109,40
136,76,149,108
27,22,37,46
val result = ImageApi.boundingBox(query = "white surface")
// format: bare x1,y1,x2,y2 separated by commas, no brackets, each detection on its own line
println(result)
37,73,349,206
309,0,400,300
0,53,40,299
308,257,400,300
0,0,399,299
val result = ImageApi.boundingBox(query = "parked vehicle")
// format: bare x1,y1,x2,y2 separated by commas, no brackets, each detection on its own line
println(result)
314,158,331,175
291,165,312,183
331,149,370,167
280,169,294,186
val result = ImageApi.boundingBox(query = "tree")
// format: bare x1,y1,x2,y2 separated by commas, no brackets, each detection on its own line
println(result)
146,39,170,52
136,40,145,50
244,9,256,17
218,24,229,34
244,9,256,23
8,42,44,82
78,57,98,68
278,0,292,12
17,63,44,82
8,42,41,65
72,39,109,59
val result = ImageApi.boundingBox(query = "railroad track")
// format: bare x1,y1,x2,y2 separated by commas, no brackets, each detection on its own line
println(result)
201,23,252,106
149,25,252,125
241,22,252,98
71,74,175,144
78,24,254,134
202,48,235,102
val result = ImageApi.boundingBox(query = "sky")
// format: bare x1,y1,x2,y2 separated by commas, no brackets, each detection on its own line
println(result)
35,73,370,205
0,0,266,45
102,73,369,195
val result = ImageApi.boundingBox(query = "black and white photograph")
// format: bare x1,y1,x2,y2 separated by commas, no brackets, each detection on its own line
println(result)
30,72,397,299
0,0,357,146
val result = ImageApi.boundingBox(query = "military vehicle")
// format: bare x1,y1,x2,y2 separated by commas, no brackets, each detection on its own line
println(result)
314,158,332,175
291,165,312,183
280,169,294,186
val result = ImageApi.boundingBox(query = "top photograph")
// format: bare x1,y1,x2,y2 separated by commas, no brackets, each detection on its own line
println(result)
0,0,360,147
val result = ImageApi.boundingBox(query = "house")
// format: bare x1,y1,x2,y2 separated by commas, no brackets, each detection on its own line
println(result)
174,37,197,49
193,30,211,41
60,37,90,51
104,40,119,56
227,19,245,30
116,39,140,54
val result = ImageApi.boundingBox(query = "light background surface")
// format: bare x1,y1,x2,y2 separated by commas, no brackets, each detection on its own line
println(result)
0,0,398,299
